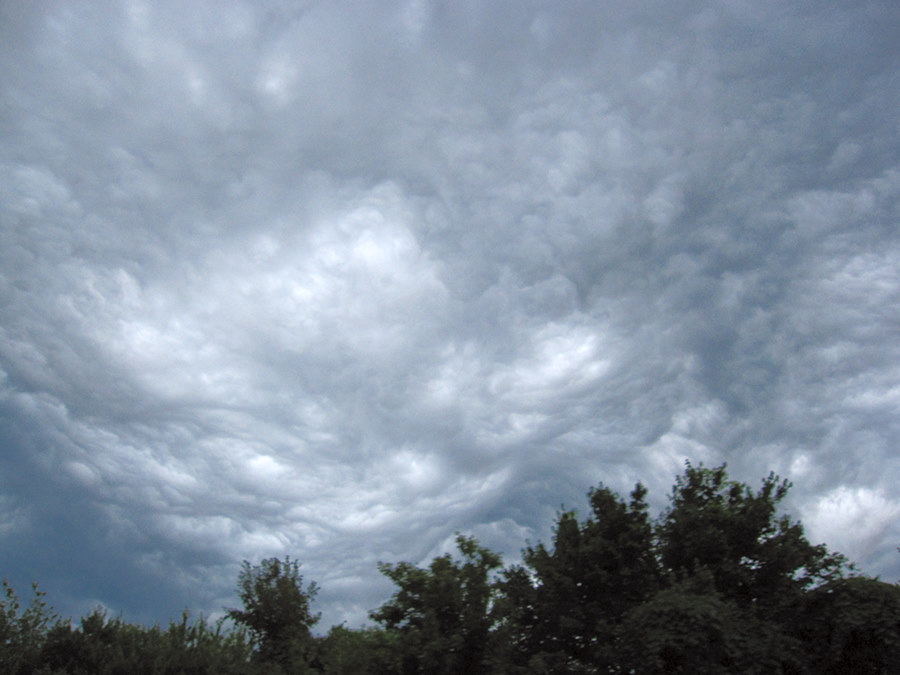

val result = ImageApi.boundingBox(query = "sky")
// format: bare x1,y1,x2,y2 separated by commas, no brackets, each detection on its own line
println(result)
2,0,899,630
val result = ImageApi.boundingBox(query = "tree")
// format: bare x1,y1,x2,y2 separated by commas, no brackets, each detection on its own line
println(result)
0,579,59,675
618,571,793,675
496,483,657,672
370,534,502,674
493,463,854,673
793,577,900,673
656,463,848,616
227,556,321,673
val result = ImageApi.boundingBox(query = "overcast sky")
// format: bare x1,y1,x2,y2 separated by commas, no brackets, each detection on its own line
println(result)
2,0,899,630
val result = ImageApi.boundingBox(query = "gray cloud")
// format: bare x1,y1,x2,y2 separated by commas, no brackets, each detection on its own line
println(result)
2,0,899,627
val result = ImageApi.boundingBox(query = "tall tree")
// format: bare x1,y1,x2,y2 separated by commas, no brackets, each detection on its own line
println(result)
656,463,848,615
370,534,502,675
496,483,657,672
227,556,320,673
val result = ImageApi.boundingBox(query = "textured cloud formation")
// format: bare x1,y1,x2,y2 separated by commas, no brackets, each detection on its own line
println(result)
2,1,899,627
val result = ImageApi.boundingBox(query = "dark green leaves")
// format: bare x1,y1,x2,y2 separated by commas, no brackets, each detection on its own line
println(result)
657,462,848,613
492,462,866,673
0,579,59,674
227,556,321,672
370,534,502,674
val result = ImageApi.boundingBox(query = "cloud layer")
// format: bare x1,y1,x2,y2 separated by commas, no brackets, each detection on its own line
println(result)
2,1,899,626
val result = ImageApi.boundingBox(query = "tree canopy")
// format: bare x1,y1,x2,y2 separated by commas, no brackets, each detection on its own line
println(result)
369,534,502,674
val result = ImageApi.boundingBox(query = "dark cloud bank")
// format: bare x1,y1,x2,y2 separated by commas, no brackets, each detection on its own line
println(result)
2,1,899,628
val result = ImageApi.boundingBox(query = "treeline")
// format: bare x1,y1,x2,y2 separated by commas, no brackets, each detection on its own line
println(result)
4,463,900,673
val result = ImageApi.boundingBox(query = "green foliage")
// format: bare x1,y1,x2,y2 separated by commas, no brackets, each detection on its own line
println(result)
497,483,657,671
793,577,900,673
619,572,794,674
318,624,400,675
370,534,502,674
656,462,848,614
37,607,254,674
0,579,59,675
492,462,861,673
227,556,321,673
0,581,254,675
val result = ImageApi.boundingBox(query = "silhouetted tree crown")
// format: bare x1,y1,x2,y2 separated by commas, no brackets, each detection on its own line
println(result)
227,555,321,672
370,534,502,674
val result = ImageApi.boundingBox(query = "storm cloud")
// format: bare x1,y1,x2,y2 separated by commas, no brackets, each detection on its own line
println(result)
2,1,899,627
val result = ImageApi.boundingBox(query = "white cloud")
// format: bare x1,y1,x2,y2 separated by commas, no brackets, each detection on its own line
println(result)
803,486,900,563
